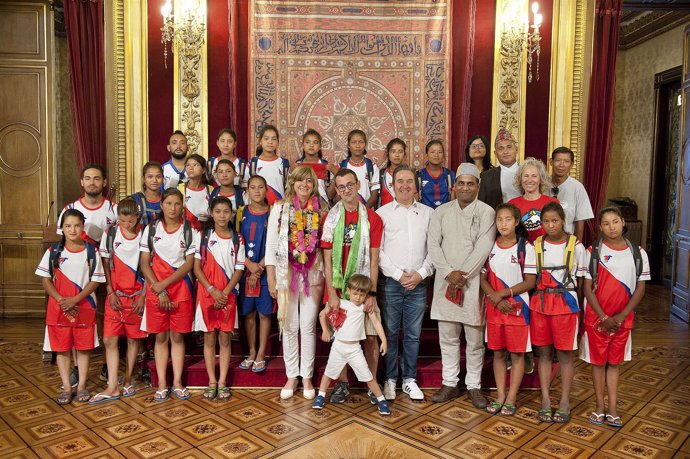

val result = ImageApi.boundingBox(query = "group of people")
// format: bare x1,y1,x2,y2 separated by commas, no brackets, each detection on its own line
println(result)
38,125,648,426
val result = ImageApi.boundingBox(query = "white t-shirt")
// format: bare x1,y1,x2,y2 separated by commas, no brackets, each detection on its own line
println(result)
532,238,588,315
344,159,380,202
253,157,288,200
57,198,118,245
546,176,594,234
162,160,187,190
334,299,367,342
99,225,143,293
181,185,211,227
484,240,537,306
500,162,521,203
140,222,197,268
209,156,248,189
193,230,246,273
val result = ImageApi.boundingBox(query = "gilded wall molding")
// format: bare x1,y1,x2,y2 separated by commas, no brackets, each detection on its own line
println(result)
105,0,126,200
491,0,528,163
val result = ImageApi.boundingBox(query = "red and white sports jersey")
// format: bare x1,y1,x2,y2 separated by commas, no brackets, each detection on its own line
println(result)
140,221,197,301
530,239,587,315
181,185,210,231
584,243,650,329
345,160,380,202
484,240,537,325
213,188,246,213
194,230,246,303
36,244,105,327
99,225,143,294
254,157,287,202
162,160,186,190
57,198,117,245
380,169,395,206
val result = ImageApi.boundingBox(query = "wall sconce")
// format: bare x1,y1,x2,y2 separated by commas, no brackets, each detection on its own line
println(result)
501,1,542,82
160,0,206,69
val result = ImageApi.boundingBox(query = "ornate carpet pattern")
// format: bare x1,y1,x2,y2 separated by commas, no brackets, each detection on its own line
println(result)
248,1,451,167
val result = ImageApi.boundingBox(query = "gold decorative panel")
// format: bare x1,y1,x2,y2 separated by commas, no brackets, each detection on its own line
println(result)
0,8,42,59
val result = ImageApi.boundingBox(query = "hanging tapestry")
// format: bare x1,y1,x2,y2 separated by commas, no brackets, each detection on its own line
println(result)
247,1,451,168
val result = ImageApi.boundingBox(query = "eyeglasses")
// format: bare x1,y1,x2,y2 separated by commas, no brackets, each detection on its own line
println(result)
551,186,559,198
469,143,485,149
336,182,357,192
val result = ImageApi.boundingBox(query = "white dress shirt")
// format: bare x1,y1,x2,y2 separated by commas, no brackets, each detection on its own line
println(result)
376,199,435,281
500,162,521,203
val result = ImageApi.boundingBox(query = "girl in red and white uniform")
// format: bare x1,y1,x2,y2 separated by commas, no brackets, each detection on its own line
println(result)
193,196,246,400
481,203,536,416
89,197,146,404
180,154,211,231
212,159,246,213
250,125,290,205
339,129,380,208
140,188,197,402
36,209,105,405
531,202,587,424
295,129,337,204
208,128,248,189
379,138,407,207
581,207,650,428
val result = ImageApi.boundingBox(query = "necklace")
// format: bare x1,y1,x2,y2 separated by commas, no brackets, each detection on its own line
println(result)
288,195,320,294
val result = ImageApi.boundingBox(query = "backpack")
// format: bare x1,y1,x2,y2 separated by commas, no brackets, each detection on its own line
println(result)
339,157,374,187
146,220,193,260
249,156,290,191
534,234,578,310
588,238,642,290
516,236,527,273
177,182,213,201
131,191,160,226
416,167,453,202
198,226,240,265
104,224,118,271
208,156,247,186
49,241,98,279
209,185,244,209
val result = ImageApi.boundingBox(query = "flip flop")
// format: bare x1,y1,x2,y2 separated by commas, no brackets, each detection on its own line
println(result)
500,403,517,416
122,385,136,397
153,389,169,402
238,358,254,370
56,391,72,405
553,409,571,423
88,392,120,405
75,389,91,403
203,386,218,400
486,401,503,415
252,360,266,373
171,387,191,400
606,414,623,427
538,408,553,423
588,412,606,425
217,386,231,400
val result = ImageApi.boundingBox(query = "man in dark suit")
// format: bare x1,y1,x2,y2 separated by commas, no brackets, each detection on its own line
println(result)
478,128,520,209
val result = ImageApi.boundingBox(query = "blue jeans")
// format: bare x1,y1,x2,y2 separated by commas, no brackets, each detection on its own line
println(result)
379,276,426,382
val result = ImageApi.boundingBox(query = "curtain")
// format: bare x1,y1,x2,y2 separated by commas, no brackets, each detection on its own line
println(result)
583,0,623,243
450,0,476,168
64,0,106,172
228,1,250,159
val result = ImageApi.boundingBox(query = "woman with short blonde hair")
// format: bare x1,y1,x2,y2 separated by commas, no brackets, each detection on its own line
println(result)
508,157,559,242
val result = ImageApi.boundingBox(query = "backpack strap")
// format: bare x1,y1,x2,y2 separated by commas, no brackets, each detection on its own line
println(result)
444,168,452,194
534,235,545,286
48,241,63,278
365,157,374,185
105,224,118,271
589,238,603,289
416,169,423,194
147,221,157,259
199,226,213,264
183,220,193,252
235,205,245,234
281,157,290,190
85,242,97,278
517,237,527,274
561,234,577,286
234,185,244,208
625,238,643,279
237,158,247,184
209,187,220,201
249,157,258,177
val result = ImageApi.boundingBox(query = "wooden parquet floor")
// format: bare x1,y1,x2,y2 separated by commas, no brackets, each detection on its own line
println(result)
0,285,688,458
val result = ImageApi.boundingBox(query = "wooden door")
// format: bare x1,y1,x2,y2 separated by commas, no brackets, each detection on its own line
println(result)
0,2,55,318
671,25,690,322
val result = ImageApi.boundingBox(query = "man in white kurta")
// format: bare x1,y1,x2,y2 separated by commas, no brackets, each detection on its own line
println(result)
428,163,496,408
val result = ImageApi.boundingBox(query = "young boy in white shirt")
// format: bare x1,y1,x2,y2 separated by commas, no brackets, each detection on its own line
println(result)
312,274,390,415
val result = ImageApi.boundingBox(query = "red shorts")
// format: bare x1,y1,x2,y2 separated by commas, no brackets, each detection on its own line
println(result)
142,292,193,334
530,310,579,351
486,322,531,353
580,325,632,366
45,324,97,352
193,300,237,333
103,296,147,339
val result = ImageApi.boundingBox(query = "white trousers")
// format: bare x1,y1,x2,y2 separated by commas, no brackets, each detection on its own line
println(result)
282,283,323,379
438,320,485,389
324,340,373,382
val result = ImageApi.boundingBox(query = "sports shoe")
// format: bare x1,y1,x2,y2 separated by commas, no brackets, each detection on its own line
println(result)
383,379,396,400
367,387,381,405
402,380,424,400
525,352,535,374
377,399,391,416
330,381,350,403
312,395,326,410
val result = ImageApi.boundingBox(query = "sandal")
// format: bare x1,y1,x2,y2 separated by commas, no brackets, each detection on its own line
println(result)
588,412,606,425
75,389,91,403
500,403,517,416
122,385,136,397
153,389,169,402
203,386,218,400
171,387,191,400
538,408,553,423
486,401,503,414
217,386,231,400
606,414,623,427
88,392,120,405
56,391,72,405
238,358,255,370
553,409,571,423
252,360,266,373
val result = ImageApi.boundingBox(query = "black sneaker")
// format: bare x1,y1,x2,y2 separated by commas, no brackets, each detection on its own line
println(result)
330,381,350,403
100,364,108,382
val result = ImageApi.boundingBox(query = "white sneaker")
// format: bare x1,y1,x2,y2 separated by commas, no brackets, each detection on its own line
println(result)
402,380,424,400
383,379,396,400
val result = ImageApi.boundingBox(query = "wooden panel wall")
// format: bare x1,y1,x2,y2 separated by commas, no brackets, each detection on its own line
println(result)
0,1,55,318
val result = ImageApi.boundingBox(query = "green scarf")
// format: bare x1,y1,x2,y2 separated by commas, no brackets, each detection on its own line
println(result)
331,204,367,299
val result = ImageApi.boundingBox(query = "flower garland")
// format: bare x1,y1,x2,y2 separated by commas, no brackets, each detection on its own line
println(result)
288,195,320,295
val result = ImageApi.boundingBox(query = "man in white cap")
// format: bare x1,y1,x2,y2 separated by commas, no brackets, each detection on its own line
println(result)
428,163,496,408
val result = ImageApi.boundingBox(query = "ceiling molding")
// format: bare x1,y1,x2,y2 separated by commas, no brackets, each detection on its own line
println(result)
623,0,690,10
619,10,690,49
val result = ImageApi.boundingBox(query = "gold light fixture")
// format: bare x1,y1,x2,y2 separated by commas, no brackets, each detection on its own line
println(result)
160,0,206,69
501,1,542,82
